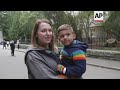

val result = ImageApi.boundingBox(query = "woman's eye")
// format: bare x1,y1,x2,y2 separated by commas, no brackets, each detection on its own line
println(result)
41,30,45,32
40,29,46,32
49,29,52,32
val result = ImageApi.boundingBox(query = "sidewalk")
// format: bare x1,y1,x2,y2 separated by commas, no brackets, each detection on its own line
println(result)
14,48,120,71
87,57,120,71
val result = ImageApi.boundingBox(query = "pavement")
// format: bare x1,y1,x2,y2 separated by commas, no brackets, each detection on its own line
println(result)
5,46,120,71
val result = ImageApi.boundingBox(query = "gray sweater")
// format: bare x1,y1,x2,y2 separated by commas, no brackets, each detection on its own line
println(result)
24,47,61,79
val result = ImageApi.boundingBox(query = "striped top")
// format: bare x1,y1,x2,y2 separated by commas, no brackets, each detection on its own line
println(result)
60,40,88,78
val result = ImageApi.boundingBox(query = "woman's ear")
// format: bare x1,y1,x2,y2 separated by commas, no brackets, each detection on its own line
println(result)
36,34,38,38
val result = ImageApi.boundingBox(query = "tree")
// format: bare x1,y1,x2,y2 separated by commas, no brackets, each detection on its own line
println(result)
43,11,83,41
0,11,12,40
76,11,94,43
43,11,68,36
103,11,120,41
8,11,45,42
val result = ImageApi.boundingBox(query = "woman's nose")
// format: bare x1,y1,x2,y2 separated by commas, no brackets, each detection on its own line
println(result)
46,30,51,35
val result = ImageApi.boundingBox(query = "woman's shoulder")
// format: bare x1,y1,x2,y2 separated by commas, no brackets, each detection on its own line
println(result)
25,47,39,56
26,46,42,52
24,47,44,62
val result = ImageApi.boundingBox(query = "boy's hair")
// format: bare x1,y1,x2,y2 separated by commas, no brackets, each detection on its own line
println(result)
58,24,74,34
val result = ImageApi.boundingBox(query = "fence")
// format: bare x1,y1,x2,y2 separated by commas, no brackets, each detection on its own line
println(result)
19,39,31,44
84,37,120,51
87,37,106,49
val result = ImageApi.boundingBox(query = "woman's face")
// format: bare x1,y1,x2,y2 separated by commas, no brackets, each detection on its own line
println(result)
37,22,53,47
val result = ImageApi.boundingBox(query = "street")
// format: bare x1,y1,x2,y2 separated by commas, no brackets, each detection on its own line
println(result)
0,45,28,79
0,45,120,79
83,65,120,79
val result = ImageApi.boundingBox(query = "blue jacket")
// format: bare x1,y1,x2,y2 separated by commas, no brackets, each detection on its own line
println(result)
61,40,88,78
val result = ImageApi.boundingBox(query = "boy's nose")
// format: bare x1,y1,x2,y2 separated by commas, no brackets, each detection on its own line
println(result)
64,35,67,39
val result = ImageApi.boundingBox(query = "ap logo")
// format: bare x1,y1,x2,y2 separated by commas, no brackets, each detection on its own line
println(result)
94,11,104,22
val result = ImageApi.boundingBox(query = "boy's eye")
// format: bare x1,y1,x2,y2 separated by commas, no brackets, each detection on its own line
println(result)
67,33,70,36
60,35,64,38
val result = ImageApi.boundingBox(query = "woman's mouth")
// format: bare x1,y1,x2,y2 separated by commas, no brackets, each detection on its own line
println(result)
45,37,51,41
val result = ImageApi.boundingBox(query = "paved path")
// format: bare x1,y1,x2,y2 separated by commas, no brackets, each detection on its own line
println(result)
14,47,120,71
1,45,120,79
0,45,28,79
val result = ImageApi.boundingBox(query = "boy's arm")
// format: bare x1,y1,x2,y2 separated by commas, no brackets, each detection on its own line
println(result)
57,50,86,78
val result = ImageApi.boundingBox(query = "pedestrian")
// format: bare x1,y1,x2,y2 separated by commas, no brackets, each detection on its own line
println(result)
24,19,68,79
3,40,6,49
17,40,20,49
57,24,88,79
17,44,20,49
6,41,9,47
10,40,15,56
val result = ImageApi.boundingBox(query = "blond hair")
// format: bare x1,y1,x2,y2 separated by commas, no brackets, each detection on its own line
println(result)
58,24,74,34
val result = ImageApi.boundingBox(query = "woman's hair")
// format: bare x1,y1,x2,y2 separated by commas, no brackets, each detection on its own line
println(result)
31,19,55,51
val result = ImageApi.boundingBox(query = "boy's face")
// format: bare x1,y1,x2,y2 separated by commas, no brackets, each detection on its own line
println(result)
58,29,76,46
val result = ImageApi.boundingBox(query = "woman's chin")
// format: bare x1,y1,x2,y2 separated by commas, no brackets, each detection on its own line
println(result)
45,41,51,44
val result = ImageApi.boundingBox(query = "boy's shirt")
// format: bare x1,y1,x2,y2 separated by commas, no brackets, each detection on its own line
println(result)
60,40,88,78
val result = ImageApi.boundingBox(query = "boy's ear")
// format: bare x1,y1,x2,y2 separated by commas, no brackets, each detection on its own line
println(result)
73,33,76,39
58,36,60,40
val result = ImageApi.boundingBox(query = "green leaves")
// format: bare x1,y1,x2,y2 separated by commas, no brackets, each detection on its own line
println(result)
0,11,45,41
103,11,120,40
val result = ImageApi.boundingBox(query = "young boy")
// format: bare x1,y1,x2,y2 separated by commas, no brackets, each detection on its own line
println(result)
57,24,88,79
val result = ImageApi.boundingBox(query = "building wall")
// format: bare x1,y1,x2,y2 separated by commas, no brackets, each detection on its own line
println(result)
81,26,108,39
89,26,107,38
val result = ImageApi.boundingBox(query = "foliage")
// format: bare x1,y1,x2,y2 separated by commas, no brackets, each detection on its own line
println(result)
103,11,120,41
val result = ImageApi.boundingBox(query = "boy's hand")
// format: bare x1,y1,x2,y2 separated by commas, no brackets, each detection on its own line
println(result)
57,64,66,73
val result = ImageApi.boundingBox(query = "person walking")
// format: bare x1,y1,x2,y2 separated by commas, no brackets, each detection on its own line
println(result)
10,40,15,56
3,40,6,49
17,40,20,49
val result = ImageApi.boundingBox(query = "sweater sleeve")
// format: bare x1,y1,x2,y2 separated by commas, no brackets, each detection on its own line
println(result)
65,50,86,78
25,51,61,79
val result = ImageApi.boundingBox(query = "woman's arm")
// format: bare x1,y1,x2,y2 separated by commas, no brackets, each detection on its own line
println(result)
25,51,62,79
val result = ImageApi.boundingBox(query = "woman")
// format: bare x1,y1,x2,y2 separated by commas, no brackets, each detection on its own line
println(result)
24,19,67,79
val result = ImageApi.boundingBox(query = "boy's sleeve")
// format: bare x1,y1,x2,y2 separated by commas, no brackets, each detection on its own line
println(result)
64,50,86,78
